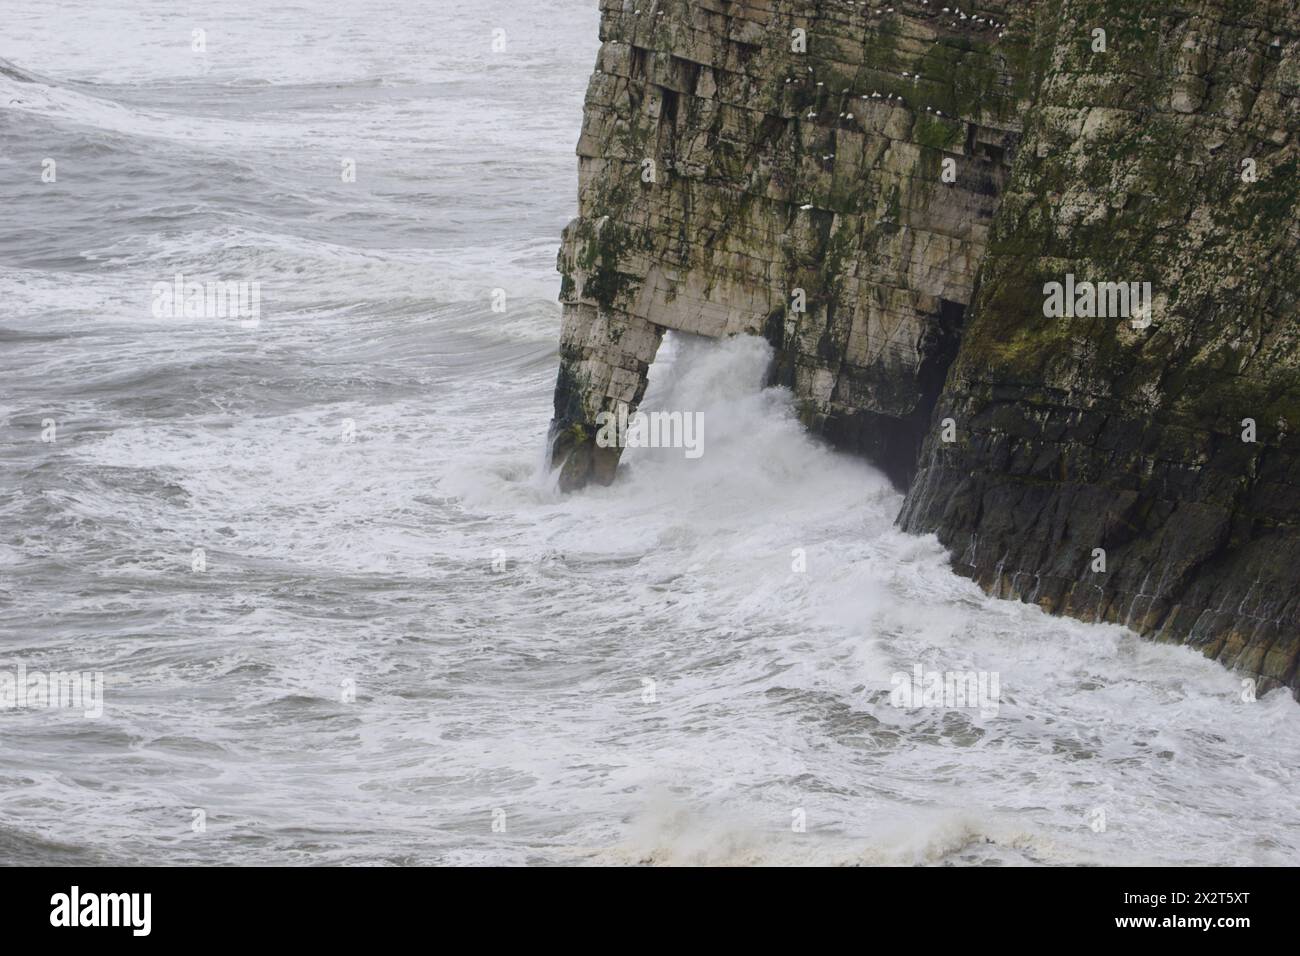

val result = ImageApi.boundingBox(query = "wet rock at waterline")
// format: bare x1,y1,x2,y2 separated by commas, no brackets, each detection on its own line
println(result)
546,0,1300,696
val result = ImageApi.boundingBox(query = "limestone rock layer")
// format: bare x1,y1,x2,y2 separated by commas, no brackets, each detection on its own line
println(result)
548,0,1300,695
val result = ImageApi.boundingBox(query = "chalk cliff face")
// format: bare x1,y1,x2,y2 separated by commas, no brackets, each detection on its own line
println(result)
548,0,1300,695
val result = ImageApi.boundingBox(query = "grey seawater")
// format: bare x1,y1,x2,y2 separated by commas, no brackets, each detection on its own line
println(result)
1,1,1297,867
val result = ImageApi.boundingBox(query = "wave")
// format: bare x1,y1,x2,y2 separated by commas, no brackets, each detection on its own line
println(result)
0,60,267,145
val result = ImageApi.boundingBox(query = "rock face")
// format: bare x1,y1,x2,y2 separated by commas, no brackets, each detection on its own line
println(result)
551,0,1032,490
547,0,1300,696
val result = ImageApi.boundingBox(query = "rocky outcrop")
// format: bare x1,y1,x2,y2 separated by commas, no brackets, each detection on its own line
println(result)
899,0,1300,695
550,0,1033,490
547,0,1300,696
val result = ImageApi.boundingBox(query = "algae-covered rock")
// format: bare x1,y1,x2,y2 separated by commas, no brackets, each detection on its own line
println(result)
548,0,1300,695
900,0,1300,696
550,0,1032,489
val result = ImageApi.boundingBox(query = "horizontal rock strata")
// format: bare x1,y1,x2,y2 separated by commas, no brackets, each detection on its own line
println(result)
548,0,1300,696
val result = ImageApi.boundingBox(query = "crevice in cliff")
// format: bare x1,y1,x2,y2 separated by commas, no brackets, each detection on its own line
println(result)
894,297,967,488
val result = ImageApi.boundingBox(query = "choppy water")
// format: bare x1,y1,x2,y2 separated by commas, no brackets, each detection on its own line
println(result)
1,0,1296,867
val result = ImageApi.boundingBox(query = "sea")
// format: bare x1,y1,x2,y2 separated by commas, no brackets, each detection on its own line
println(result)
1,0,1296,865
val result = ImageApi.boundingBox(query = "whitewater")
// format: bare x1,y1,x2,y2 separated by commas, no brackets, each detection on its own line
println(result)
0,0,1296,866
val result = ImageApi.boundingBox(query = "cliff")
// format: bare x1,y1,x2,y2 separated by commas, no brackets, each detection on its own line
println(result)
547,0,1300,696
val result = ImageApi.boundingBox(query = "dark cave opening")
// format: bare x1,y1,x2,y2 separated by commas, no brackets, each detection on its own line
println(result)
828,297,967,491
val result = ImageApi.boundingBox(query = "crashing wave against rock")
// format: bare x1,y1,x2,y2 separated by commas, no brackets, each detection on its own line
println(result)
547,0,1300,697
